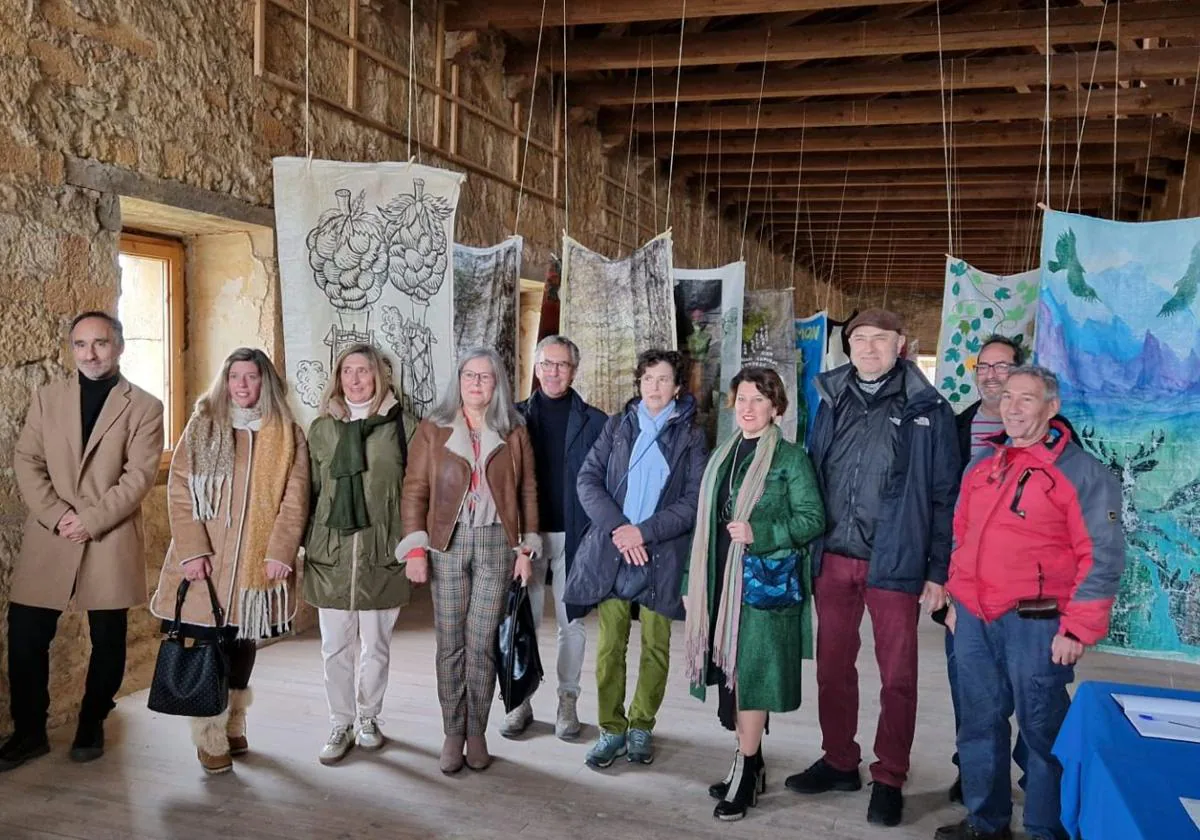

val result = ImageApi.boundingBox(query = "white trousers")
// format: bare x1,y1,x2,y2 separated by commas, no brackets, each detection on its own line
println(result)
527,532,587,698
318,607,401,727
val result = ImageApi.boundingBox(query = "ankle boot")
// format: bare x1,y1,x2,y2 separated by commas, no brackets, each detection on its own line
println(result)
713,751,762,821
190,711,232,775
709,746,765,800
465,734,491,771
227,688,252,756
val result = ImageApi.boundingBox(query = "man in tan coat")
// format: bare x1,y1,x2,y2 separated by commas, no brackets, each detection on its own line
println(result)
1,312,163,771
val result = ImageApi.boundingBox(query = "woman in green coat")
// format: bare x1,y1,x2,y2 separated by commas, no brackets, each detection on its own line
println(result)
682,366,825,821
304,344,410,765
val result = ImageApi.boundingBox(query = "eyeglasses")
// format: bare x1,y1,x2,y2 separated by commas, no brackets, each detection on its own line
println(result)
537,360,574,372
460,371,495,385
976,362,1014,375
639,375,676,387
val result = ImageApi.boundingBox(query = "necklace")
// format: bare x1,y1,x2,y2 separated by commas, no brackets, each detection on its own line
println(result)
721,437,751,520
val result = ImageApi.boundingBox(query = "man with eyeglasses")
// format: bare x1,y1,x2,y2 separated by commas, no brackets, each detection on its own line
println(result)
934,366,1122,840
507,336,606,740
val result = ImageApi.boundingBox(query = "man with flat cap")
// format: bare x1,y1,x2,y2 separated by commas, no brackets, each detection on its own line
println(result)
785,308,960,828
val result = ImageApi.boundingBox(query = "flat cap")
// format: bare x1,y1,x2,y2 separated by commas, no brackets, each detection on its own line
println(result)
845,308,905,337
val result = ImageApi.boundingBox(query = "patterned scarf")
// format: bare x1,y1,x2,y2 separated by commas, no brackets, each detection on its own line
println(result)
185,404,296,640
683,423,780,689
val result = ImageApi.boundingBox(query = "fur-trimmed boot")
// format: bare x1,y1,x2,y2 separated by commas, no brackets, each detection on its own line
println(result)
227,688,252,757
190,710,232,775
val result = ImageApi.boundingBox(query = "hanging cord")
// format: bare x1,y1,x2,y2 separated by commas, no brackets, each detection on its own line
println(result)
1066,0,1108,209
1179,51,1200,218
1043,0,1051,209
857,193,882,302
1140,113,1156,220
881,225,897,310
304,0,312,158
934,0,952,254
513,0,550,236
789,113,806,289
697,113,712,262
664,0,688,229
407,0,415,158
561,0,570,238
1112,0,1121,219
823,162,850,314
650,42,660,232
715,121,723,258
618,43,643,253
739,34,771,261
804,189,820,306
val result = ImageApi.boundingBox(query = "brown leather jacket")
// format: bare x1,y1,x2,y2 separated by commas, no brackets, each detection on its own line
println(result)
397,414,541,558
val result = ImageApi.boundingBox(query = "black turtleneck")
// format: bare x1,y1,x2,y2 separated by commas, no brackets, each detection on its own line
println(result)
80,370,121,447
531,390,573,531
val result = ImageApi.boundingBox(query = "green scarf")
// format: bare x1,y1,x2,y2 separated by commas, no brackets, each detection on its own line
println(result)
683,423,780,689
326,402,401,532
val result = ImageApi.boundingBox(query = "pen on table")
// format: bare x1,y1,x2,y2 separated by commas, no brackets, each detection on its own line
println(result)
1137,713,1200,731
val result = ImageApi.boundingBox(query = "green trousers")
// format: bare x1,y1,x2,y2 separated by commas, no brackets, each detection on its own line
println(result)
596,598,672,734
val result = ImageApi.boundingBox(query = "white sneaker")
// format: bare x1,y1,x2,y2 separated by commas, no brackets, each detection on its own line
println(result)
319,724,354,765
556,690,581,741
356,717,385,750
499,700,533,738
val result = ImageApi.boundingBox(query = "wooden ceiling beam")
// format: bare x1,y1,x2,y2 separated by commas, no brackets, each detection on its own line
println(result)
573,46,1200,106
446,0,915,32
726,182,1148,201
508,2,1197,74
745,199,1097,212
706,165,1135,189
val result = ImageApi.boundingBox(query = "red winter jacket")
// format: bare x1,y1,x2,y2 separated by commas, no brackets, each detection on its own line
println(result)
948,420,1125,645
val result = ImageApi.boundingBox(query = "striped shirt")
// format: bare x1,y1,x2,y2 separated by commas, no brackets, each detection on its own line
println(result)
970,411,1005,459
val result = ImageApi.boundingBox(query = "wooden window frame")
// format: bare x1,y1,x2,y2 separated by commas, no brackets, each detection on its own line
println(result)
118,232,186,477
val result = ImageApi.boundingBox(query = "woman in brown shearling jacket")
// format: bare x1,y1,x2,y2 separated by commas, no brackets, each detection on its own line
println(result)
150,348,309,775
397,347,539,775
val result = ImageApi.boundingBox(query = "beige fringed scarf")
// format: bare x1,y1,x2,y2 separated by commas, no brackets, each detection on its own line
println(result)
683,423,780,690
186,405,295,640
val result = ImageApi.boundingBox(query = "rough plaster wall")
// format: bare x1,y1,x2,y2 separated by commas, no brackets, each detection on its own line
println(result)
0,0,852,732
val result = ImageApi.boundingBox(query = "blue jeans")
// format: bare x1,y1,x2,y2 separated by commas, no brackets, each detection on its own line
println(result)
946,627,1029,785
953,608,1073,840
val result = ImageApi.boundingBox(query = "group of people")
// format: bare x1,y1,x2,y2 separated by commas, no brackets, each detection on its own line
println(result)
0,306,1124,840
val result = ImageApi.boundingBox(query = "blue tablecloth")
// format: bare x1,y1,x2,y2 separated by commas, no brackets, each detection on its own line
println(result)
1054,680,1200,839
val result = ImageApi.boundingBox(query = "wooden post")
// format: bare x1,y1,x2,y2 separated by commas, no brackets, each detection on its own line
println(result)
449,64,460,156
253,0,266,77
434,1,445,148
347,0,358,109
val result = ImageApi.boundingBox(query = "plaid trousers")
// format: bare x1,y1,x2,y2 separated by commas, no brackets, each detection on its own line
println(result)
430,523,514,736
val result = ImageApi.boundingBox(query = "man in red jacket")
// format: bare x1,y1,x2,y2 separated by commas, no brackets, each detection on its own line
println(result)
935,366,1123,840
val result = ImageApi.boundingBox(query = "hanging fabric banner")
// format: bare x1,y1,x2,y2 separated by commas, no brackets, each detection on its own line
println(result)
561,232,676,414
937,257,1039,411
274,158,463,429
453,236,522,392
1036,208,1200,662
795,311,828,447
743,288,798,442
674,262,745,446
826,311,852,370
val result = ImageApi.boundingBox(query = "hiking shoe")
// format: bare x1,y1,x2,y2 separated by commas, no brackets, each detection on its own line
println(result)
585,731,627,768
500,700,533,739
555,691,581,740
784,758,863,794
319,724,354,765
626,728,654,764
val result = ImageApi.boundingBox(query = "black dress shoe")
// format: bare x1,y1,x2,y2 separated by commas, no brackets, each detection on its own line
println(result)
933,819,1013,840
866,781,904,827
784,758,862,794
69,719,104,763
949,774,963,803
0,731,51,772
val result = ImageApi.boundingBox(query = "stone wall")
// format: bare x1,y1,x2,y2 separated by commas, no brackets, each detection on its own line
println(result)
0,0,847,732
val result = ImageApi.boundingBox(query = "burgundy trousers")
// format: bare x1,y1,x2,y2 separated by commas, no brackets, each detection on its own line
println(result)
814,552,922,788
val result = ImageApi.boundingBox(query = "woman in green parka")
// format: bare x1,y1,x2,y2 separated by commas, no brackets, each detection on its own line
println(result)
682,366,825,822
304,344,410,766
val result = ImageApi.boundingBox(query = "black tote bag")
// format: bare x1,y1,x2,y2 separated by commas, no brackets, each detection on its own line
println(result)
495,581,544,713
147,578,230,718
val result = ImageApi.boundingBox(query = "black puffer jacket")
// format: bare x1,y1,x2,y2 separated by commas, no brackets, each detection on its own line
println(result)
564,395,708,620
809,360,960,594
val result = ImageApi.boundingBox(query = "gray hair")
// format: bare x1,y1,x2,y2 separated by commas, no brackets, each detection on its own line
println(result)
428,347,524,437
534,334,581,368
1007,365,1060,402
70,311,124,346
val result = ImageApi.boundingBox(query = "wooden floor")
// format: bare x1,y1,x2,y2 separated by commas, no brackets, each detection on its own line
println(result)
2,593,1198,840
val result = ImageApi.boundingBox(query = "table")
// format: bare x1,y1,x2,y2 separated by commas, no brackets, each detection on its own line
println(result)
1054,680,1200,839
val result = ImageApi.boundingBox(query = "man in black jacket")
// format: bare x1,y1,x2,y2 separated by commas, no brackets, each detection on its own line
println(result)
506,335,607,741
786,309,960,828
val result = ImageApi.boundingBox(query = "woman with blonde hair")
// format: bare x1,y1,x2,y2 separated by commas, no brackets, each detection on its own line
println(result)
304,343,410,765
399,347,539,774
151,348,310,774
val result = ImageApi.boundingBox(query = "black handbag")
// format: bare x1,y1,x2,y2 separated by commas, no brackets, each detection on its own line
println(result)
147,578,230,717
495,581,544,713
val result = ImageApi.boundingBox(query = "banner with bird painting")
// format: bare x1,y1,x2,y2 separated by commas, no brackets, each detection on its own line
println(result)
274,158,464,430
561,232,677,414
1035,208,1200,662
453,236,522,392
674,262,745,447
936,258,1039,412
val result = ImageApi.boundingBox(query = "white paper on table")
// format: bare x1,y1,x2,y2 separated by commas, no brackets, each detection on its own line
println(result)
1181,798,1200,831
1113,693,1200,744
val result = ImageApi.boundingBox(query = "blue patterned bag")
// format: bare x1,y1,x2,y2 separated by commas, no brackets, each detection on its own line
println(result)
742,551,803,609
